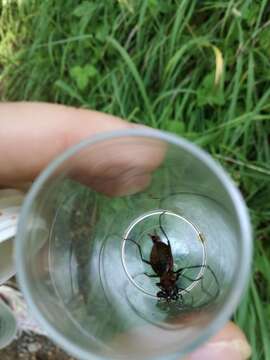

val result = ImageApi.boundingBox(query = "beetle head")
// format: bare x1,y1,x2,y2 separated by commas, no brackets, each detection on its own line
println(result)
148,230,160,243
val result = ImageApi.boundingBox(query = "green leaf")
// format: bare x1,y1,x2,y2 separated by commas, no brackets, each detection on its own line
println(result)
197,73,225,107
69,65,98,91
84,64,98,78
148,0,158,15
70,66,87,90
167,120,186,135
259,28,270,57
242,4,261,26
72,1,96,18
69,66,82,79
95,24,109,42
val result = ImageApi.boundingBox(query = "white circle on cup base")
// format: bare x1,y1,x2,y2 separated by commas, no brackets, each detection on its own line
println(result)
121,209,207,298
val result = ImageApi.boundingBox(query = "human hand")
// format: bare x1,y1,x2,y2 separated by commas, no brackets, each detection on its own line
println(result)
0,102,164,196
0,102,251,359
185,322,251,360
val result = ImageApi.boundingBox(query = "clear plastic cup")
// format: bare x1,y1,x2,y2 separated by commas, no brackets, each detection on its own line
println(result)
0,298,17,349
15,128,252,360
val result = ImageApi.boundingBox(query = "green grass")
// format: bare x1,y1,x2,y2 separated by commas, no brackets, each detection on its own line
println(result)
0,0,270,358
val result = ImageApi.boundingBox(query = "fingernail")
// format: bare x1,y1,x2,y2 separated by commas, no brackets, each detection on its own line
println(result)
189,339,251,360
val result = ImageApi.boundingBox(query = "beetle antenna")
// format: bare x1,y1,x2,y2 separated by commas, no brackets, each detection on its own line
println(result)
159,211,170,245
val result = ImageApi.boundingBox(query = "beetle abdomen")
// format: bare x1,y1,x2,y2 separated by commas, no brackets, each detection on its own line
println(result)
150,242,173,275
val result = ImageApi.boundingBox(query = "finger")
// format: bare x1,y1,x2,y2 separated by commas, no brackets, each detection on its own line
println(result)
0,102,133,185
187,321,251,360
110,320,251,360
0,102,165,196
68,135,164,196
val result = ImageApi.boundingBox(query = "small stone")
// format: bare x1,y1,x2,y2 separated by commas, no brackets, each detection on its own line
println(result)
28,342,41,352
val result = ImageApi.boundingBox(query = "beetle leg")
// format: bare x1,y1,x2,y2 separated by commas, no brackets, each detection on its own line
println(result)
175,265,220,301
178,287,194,307
176,264,217,283
178,291,184,304
144,272,159,278
174,264,206,279
159,211,171,247
126,238,151,265
157,290,166,299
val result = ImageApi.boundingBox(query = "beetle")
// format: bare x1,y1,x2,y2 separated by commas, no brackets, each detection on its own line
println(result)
147,230,183,301
127,211,219,304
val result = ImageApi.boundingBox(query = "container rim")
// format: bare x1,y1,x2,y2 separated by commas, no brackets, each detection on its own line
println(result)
15,127,252,360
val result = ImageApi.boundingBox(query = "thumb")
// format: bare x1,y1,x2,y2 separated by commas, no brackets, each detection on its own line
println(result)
187,322,251,360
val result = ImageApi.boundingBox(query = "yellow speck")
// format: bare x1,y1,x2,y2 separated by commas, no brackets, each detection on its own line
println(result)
198,233,204,242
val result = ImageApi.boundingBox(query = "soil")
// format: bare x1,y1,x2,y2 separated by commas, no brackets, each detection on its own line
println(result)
0,332,75,360
0,278,75,359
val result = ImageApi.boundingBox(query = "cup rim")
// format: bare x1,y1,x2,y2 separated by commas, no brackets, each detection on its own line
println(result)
15,127,252,360
0,298,17,349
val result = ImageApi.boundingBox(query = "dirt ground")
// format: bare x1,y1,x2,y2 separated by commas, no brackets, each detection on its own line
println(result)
0,278,75,360
0,332,75,360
